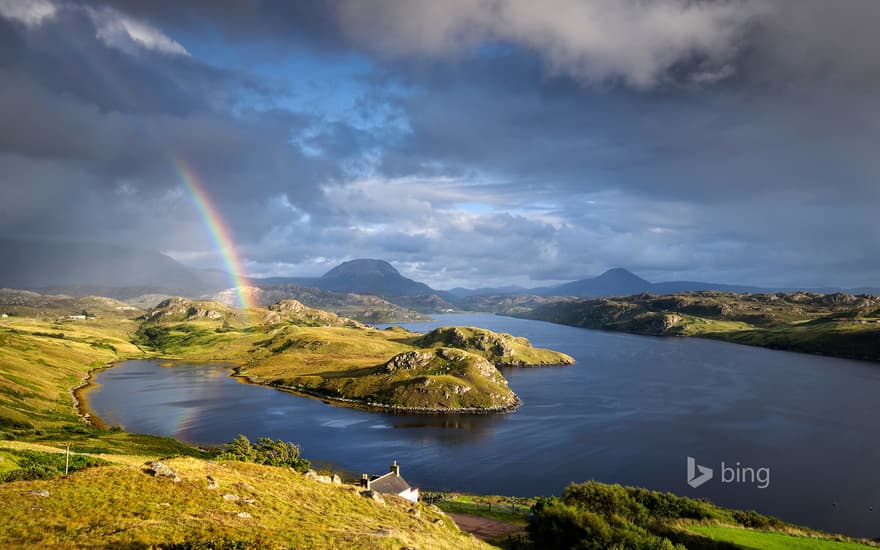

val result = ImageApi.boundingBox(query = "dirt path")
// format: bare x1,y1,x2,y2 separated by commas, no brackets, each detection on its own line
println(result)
448,512,525,541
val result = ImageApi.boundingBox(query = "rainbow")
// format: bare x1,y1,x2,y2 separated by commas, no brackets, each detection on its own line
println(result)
172,156,255,317
43,30,257,321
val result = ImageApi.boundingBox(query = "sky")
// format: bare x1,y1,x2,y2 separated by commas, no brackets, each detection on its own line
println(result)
1,0,879,290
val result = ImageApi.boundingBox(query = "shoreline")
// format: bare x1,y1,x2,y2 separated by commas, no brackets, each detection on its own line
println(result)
71,360,124,429
74,358,528,429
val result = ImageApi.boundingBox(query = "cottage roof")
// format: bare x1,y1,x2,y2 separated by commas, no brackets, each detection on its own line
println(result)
369,471,412,494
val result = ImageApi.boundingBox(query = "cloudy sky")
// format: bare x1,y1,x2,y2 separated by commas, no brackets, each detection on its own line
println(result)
1,0,878,289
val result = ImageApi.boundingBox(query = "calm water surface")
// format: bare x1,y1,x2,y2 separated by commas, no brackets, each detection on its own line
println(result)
88,314,880,537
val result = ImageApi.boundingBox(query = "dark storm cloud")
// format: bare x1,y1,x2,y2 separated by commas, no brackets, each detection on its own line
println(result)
1,0,880,288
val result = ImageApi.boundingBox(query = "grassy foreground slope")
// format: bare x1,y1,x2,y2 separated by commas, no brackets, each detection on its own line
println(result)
519,291,880,361
0,456,488,549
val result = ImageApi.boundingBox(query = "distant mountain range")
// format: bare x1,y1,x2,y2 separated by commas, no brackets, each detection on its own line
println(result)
530,268,771,297
2,240,876,313
450,267,879,298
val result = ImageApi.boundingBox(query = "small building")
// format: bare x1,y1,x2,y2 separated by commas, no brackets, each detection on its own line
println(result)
361,461,419,502
66,315,87,320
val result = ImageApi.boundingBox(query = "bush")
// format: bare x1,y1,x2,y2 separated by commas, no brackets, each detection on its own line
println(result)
0,450,107,482
216,435,310,472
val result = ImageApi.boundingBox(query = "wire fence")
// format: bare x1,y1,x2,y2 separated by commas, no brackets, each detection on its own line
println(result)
422,493,532,518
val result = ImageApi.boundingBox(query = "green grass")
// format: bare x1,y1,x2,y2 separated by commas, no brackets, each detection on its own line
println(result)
0,451,19,474
0,456,489,549
434,498,531,524
687,524,875,549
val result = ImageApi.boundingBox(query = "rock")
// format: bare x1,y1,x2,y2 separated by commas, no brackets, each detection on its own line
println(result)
157,502,171,507
374,528,391,536
331,474,342,485
361,490,385,505
24,489,49,497
305,469,333,484
242,498,256,505
235,482,255,492
269,300,306,313
144,461,180,482
236,511,252,519
206,475,218,490
409,507,421,518
222,494,240,502
384,351,434,373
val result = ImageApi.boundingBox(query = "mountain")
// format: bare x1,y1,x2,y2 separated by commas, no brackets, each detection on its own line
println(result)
0,239,210,294
451,268,788,299
313,259,436,296
548,268,652,297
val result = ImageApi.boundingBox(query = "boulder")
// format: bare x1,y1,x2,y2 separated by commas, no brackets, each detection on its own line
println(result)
305,469,334,484
144,461,180,482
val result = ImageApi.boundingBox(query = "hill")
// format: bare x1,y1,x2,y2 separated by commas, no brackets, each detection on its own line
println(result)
519,291,880,361
211,284,430,323
317,259,434,296
131,297,572,412
550,267,652,296
0,454,488,549
0,239,211,295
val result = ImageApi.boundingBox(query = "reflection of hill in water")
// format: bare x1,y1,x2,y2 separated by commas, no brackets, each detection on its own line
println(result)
382,414,502,445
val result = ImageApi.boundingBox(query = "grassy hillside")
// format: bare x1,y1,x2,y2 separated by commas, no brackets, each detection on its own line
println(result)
1,291,573,432
519,291,880,361
0,456,489,549
0,289,876,549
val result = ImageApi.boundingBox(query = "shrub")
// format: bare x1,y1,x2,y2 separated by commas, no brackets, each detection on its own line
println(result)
0,450,107,482
216,435,310,472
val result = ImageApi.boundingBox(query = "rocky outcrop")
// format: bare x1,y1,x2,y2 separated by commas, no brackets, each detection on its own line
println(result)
269,299,307,314
304,469,341,484
142,297,230,323
384,351,435,372
415,327,517,360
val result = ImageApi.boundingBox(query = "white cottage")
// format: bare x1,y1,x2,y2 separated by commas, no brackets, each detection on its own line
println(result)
361,461,419,502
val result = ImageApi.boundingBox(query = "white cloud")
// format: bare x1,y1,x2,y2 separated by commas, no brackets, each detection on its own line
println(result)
0,0,56,27
339,0,764,88
88,7,189,57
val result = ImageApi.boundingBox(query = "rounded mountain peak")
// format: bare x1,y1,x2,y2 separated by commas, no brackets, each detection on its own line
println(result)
322,259,400,279
596,268,648,284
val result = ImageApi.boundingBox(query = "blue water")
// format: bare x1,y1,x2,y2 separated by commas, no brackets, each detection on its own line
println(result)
87,314,880,537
